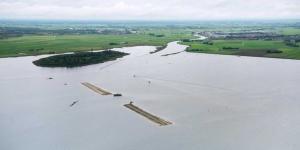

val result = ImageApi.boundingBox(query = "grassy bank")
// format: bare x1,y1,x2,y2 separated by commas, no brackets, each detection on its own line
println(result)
182,40,300,60
0,33,192,57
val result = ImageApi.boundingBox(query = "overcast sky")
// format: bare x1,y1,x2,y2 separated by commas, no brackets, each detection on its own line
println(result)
0,0,299,20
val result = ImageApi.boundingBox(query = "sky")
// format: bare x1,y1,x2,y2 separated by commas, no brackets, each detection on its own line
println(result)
0,0,299,20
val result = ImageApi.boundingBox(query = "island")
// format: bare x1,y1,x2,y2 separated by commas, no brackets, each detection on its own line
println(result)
32,50,128,67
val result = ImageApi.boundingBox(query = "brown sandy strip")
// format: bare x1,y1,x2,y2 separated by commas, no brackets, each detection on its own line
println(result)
161,51,184,56
124,103,172,126
81,82,112,95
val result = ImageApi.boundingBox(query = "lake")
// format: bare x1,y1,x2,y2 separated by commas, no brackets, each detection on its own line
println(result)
1,42,300,150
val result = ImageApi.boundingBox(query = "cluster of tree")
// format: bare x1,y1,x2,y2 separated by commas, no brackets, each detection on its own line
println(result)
33,50,128,67
187,48,203,52
99,29,132,35
28,48,45,51
109,42,119,45
266,49,283,54
222,47,240,50
284,39,299,47
148,33,165,37
203,41,213,45
182,39,191,42
0,27,41,39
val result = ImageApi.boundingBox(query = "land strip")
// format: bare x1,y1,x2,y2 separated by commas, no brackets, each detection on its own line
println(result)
81,82,112,95
161,51,184,56
124,103,172,126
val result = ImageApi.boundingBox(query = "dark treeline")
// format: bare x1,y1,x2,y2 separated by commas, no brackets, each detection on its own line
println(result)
222,47,240,50
0,27,41,38
33,50,128,67
0,27,134,39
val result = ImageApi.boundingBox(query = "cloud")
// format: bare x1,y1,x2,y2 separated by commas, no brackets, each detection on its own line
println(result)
0,0,299,20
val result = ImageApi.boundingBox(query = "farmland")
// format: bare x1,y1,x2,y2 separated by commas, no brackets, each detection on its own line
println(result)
182,39,300,59
0,33,192,57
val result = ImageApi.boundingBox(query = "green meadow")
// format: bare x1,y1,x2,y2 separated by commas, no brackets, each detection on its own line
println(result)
182,40,300,59
0,33,192,57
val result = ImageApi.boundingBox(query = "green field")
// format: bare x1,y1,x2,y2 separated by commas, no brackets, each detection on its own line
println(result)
182,40,300,59
279,27,300,35
0,33,192,57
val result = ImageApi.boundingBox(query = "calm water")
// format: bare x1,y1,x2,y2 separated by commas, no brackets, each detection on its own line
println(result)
1,42,300,150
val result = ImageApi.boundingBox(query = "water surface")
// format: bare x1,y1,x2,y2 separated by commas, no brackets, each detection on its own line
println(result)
1,42,300,150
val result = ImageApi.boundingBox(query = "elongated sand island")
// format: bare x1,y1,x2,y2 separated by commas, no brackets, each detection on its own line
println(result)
124,102,172,126
81,82,112,95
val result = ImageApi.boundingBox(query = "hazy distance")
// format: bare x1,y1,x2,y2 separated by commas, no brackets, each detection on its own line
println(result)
0,0,299,20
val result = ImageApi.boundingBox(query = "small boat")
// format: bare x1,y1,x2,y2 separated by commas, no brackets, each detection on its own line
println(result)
70,100,79,107
113,93,122,97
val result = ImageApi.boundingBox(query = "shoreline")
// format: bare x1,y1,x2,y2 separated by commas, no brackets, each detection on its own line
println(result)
0,44,161,58
2,40,300,61
183,47,300,61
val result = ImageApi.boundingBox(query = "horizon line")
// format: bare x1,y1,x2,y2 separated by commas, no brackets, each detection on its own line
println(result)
1,18,300,22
